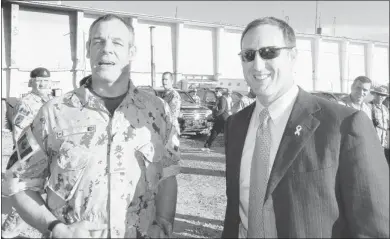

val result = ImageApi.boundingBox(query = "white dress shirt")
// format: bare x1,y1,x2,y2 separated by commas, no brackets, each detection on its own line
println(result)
238,85,299,238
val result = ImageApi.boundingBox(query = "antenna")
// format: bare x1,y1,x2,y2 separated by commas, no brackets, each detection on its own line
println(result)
332,17,336,36
175,6,178,18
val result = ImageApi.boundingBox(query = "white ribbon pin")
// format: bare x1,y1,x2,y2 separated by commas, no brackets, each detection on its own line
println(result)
294,125,302,136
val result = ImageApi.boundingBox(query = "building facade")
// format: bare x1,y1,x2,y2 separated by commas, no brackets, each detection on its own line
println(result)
1,0,389,98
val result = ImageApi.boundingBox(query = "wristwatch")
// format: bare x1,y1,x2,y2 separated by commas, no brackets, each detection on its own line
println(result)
48,220,64,238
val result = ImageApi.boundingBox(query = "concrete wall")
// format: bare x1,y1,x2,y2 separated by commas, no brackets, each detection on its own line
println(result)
2,1,389,98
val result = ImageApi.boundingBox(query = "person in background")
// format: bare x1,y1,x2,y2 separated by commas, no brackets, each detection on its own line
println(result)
191,88,201,105
222,16,388,238
369,85,389,164
203,88,229,151
225,88,234,115
2,14,180,238
161,72,181,135
232,88,256,114
1,67,53,238
339,75,372,120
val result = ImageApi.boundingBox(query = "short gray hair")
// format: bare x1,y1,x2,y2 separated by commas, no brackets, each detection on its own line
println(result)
88,14,135,47
240,17,296,48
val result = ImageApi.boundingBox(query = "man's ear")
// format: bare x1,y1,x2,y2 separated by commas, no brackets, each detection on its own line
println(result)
128,45,136,61
289,47,298,63
86,41,91,59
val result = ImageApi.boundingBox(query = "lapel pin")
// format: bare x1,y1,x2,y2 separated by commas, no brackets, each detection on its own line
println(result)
294,125,302,136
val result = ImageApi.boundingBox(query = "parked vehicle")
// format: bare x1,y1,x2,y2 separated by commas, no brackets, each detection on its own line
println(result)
137,86,213,135
188,87,243,110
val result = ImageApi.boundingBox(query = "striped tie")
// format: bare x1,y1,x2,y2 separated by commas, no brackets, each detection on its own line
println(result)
247,108,271,238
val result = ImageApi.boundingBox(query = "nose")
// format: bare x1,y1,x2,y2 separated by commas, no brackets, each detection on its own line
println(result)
102,40,114,53
253,51,266,71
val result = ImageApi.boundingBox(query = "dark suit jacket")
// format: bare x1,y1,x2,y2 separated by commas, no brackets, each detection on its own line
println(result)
214,96,230,121
222,88,389,238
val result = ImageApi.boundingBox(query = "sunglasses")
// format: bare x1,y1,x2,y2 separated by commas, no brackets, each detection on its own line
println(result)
238,46,295,62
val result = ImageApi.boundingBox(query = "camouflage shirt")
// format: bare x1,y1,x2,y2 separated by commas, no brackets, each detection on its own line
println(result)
12,92,53,144
370,102,389,148
340,95,372,120
2,80,180,238
161,89,181,134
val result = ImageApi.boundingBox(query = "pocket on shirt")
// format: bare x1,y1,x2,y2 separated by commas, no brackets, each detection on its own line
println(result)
47,141,90,201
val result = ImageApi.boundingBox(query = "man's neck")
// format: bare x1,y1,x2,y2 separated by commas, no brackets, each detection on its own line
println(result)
349,95,363,107
91,75,129,98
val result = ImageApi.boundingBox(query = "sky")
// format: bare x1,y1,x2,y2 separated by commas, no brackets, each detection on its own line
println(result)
64,1,389,42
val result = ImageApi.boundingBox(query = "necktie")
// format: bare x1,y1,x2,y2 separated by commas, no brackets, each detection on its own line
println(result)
247,108,271,238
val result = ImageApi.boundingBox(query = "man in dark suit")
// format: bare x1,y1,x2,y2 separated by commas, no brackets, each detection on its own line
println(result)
222,17,389,238
203,89,230,150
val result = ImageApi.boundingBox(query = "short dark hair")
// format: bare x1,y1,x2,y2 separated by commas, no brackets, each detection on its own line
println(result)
162,72,173,80
88,14,135,46
353,76,372,85
240,17,296,48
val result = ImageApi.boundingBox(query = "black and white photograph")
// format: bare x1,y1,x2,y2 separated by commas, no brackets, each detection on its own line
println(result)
1,1,389,238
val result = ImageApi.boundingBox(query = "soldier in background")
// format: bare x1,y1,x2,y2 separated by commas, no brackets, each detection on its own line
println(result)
191,88,201,104
369,85,389,163
2,67,53,238
339,75,372,120
161,72,182,134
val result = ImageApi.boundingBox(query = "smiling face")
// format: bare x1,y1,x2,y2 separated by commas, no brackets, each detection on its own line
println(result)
350,80,371,104
87,18,135,84
241,24,296,105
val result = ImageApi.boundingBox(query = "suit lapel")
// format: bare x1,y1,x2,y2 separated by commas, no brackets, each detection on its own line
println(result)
231,103,256,185
265,89,321,202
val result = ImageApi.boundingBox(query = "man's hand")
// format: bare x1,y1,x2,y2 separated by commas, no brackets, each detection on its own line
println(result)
51,221,107,238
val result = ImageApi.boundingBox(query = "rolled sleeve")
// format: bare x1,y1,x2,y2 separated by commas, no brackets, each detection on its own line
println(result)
2,109,50,196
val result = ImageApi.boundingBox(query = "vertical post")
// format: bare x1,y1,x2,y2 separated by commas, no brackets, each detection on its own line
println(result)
214,27,224,82
311,36,321,91
174,22,183,88
73,11,84,89
339,40,349,93
150,26,156,87
365,42,374,81
9,3,20,97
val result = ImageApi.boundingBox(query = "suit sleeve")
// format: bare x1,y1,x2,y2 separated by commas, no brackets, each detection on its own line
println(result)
339,110,389,238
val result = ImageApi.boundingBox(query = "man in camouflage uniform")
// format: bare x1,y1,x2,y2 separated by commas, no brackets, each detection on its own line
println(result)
1,67,53,238
339,76,372,120
369,85,389,164
2,14,180,238
161,72,181,134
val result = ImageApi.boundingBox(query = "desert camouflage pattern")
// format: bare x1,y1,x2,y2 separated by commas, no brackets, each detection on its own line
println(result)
2,79,180,238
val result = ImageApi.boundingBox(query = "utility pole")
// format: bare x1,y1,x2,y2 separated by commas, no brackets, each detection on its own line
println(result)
314,1,318,34
175,6,178,18
150,26,156,87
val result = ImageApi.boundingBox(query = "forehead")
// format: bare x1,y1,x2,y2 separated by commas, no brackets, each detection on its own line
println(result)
242,24,285,49
90,19,131,41
354,81,371,89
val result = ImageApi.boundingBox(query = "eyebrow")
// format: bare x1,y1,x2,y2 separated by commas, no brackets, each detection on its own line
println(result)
92,37,124,42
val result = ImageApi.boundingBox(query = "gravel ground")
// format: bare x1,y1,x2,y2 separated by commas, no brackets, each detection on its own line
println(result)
1,131,227,238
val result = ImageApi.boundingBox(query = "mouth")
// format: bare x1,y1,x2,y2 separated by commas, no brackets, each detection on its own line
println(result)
253,73,271,81
98,61,116,66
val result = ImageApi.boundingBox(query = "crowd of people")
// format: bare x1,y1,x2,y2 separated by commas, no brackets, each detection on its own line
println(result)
1,13,389,238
